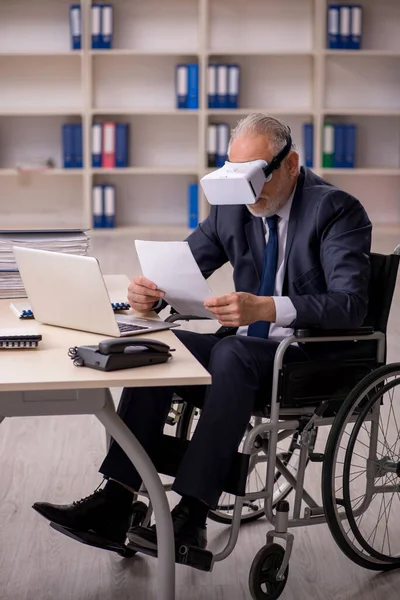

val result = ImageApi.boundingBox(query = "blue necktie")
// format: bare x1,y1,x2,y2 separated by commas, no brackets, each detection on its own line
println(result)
248,215,279,339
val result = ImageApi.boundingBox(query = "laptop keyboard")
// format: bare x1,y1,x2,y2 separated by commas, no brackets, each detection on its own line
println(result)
118,322,149,333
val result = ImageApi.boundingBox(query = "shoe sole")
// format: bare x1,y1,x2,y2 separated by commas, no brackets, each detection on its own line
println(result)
127,530,157,551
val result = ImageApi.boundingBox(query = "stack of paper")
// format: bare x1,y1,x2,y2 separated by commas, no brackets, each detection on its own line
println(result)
0,231,90,299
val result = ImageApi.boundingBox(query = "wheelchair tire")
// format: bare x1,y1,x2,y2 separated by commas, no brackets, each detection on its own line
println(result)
322,363,400,572
176,403,305,524
249,543,289,600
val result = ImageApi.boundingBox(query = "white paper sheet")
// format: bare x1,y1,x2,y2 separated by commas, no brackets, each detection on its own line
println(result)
135,240,217,319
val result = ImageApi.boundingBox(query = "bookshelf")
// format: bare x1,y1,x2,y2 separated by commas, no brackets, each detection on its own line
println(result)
0,0,399,233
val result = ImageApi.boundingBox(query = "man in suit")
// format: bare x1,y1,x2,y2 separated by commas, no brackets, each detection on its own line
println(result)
33,114,372,552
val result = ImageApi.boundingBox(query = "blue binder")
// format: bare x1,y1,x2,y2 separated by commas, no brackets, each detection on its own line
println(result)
302,123,313,168
72,123,83,168
216,64,228,109
333,124,345,168
101,5,113,49
339,5,351,49
69,5,81,50
207,124,218,168
217,123,229,167
327,5,340,49
344,124,356,168
208,64,218,109
176,64,188,109
350,5,362,50
188,183,199,229
62,124,74,168
91,4,102,49
103,185,116,227
92,185,103,228
115,123,129,168
92,123,102,167
228,65,240,109
187,63,199,110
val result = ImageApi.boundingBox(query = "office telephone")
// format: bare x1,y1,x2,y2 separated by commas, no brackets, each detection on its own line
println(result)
68,338,173,371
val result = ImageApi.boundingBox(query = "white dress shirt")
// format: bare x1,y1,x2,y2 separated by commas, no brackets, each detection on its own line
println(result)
237,188,297,340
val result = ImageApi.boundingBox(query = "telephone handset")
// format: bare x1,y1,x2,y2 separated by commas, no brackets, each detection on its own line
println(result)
68,337,173,371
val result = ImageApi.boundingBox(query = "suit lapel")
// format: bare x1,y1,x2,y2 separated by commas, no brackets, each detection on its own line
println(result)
285,170,305,266
245,214,265,282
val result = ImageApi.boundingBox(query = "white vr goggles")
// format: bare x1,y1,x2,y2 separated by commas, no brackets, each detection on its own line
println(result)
200,134,292,206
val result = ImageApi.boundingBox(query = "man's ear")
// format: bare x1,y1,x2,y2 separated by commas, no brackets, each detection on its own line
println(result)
286,151,299,177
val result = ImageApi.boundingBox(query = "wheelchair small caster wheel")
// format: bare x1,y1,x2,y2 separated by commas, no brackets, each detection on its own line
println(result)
249,543,289,600
131,501,149,527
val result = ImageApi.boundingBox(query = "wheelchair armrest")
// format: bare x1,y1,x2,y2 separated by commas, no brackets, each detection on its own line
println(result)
165,314,212,324
294,326,374,339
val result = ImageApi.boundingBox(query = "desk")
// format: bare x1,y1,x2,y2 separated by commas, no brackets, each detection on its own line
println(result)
0,275,211,600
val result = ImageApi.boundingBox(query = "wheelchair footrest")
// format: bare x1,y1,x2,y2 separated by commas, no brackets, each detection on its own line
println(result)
49,522,134,557
127,541,214,572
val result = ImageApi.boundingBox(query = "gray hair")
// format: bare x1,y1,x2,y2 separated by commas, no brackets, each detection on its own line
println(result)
228,113,297,154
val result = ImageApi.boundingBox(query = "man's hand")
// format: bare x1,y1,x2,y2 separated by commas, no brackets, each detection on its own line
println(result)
204,292,276,327
127,276,165,313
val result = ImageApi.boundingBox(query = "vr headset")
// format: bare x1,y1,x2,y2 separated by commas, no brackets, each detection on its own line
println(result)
200,133,292,206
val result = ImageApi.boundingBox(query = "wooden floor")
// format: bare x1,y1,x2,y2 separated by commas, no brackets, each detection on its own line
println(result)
0,228,399,600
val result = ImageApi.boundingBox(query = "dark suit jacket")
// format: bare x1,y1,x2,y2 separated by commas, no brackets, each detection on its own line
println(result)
186,167,372,337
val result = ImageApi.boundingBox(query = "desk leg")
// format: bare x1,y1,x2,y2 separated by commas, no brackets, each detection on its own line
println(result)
96,394,175,600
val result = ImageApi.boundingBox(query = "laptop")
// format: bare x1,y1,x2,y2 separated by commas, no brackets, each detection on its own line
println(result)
12,246,179,338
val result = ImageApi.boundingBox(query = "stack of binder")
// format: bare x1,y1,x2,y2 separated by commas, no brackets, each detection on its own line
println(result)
62,123,83,168
327,5,363,49
92,185,116,228
208,64,240,109
0,231,90,299
207,123,230,168
92,122,129,168
175,64,199,110
91,4,114,49
323,122,357,168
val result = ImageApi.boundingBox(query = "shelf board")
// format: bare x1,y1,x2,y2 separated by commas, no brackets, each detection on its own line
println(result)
322,168,400,176
90,49,198,56
207,108,313,116
0,51,83,57
322,109,400,117
324,50,400,57
91,108,199,116
207,50,315,57
91,167,198,175
0,108,83,117
0,168,83,176
90,224,191,238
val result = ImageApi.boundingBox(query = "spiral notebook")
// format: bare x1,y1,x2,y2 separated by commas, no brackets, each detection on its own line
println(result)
0,328,42,348
10,300,131,320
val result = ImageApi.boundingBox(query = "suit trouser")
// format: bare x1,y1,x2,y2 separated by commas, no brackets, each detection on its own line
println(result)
99,330,308,509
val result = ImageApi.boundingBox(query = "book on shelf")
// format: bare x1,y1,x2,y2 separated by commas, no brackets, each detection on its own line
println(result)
323,122,357,168
188,183,199,229
327,4,363,50
69,5,81,50
302,123,314,168
62,123,83,169
207,123,229,168
208,64,240,109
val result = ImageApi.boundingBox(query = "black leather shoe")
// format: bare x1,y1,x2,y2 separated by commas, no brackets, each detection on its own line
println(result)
33,489,132,545
127,504,207,551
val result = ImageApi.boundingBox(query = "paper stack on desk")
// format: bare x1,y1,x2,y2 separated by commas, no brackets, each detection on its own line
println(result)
0,231,90,299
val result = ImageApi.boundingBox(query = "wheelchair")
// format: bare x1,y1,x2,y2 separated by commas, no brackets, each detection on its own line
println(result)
57,247,400,600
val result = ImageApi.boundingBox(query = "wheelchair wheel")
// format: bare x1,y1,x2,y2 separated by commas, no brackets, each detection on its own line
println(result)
323,363,400,571
176,403,306,524
249,543,288,600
